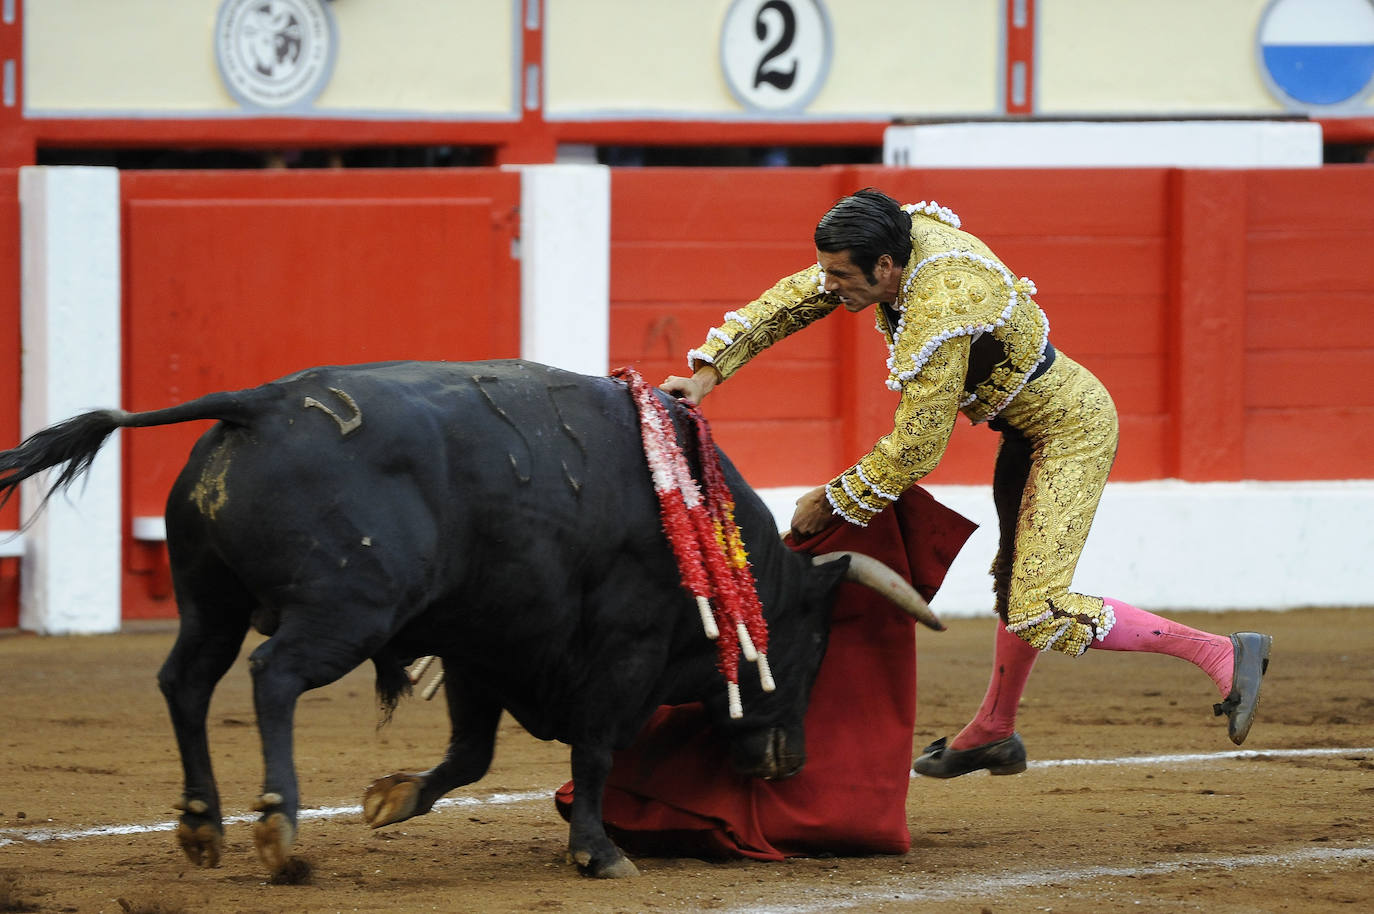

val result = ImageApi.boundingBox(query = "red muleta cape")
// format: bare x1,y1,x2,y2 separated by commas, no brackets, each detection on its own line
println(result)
555,487,976,860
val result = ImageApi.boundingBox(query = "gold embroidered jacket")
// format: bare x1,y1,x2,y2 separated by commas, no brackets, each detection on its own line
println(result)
687,211,1050,526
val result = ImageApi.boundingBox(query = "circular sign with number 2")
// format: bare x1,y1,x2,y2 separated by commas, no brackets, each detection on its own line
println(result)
720,0,833,113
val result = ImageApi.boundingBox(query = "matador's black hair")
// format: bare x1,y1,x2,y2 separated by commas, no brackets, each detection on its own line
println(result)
813,188,913,282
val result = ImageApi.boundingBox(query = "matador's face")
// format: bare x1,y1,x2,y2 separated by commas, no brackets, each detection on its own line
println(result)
817,249,900,312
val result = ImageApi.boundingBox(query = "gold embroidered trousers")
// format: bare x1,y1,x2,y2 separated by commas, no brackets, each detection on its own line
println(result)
990,353,1119,656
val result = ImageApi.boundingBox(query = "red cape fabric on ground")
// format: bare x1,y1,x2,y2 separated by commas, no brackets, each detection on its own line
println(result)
555,487,977,861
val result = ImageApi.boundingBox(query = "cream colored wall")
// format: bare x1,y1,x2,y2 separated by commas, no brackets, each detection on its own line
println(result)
22,0,1374,120
544,0,1002,118
317,1,515,115
806,0,1001,116
1038,0,1283,114
545,1,731,114
24,0,516,116
25,1,229,112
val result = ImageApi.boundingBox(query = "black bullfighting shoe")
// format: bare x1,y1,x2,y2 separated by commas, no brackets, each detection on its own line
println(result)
1213,631,1272,745
911,733,1027,778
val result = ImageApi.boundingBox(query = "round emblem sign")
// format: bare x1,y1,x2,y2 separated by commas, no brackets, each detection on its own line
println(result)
1257,0,1374,108
215,0,338,111
720,0,833,113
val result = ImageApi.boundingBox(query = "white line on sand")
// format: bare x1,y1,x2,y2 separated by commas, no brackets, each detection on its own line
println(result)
3,746,1369,848
0,789,549,847
1028,745,1372,768
901,745,1374,777
720,846,1374,913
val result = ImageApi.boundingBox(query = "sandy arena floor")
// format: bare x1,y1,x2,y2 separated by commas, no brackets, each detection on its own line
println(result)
1,606,1371,914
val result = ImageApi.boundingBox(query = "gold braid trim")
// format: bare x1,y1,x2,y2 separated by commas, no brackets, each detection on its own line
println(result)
962,293,1049,425
826,335,968,525
996,355,1120,656
888,258,1010,380
688,266,840,379
887,216,1049,424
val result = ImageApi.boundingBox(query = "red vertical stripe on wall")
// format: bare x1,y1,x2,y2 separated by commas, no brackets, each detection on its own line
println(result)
498,0,556,165
0,170,18,628
0,1,32,167
1167,170,1248,479
1005,0,1035,115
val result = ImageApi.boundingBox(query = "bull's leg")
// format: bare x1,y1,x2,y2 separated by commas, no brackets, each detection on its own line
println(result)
157,612,251,868
246,613,385,872
566,745,639,878
364,670,501,828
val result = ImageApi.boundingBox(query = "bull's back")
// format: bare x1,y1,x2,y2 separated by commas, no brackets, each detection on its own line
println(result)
167,360,664,612
295,359,653,514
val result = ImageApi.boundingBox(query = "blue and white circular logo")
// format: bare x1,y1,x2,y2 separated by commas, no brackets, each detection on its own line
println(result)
1258,0,1374,108
215,0,338,111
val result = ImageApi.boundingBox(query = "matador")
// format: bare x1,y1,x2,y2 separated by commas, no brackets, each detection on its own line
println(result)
661,188,1272,778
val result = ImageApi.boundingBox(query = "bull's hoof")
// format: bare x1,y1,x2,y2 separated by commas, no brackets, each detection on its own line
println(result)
252,811,296,872
568,848,640,878
362,774,423,828
593,856,640,878
174,820,223,868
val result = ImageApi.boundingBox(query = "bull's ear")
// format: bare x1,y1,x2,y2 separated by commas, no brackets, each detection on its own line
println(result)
808,552,851,594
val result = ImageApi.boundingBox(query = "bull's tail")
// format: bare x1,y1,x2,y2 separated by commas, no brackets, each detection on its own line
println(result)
0,387,283,519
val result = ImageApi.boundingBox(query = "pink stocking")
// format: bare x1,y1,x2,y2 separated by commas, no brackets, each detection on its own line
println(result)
950,599,1235,750
951,619,1039,750
1093,597,1234,696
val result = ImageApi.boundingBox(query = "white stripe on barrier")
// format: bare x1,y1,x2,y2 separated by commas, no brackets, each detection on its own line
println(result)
18,166,122,635
758,481,1374,615
513,163,610,376
0,532,23,558
131,515,166,542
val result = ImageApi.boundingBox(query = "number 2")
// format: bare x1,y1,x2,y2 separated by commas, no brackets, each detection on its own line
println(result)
753,0,797,90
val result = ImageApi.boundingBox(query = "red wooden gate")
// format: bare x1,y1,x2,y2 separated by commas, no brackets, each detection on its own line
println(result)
118,170,521,618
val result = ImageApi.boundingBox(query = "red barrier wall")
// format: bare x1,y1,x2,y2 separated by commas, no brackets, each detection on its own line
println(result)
1241,169,1374,479
609,165,1374,489
0,171,20,629
117,170,521,618
3,164,1373,627
610,169,853,486
611,166,1175,487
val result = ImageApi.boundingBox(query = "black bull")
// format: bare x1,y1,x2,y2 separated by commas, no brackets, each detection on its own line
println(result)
0,359,937,878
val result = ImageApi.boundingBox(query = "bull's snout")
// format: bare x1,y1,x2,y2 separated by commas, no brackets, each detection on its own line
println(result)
730,727,806,781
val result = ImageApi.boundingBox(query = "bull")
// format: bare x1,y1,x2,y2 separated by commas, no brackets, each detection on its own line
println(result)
0,359,938,878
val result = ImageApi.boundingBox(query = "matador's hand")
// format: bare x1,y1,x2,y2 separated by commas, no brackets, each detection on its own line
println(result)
789,486,836,538
659,365,721,406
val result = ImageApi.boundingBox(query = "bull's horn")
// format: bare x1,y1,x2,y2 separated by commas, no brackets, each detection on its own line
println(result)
812,551,945,631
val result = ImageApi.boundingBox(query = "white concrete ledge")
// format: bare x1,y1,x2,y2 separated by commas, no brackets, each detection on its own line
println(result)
883,120,1324,168
19,166,122,635
758,480,1374,616
511,163,610,374
131,516,167,542
0,532,25,558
